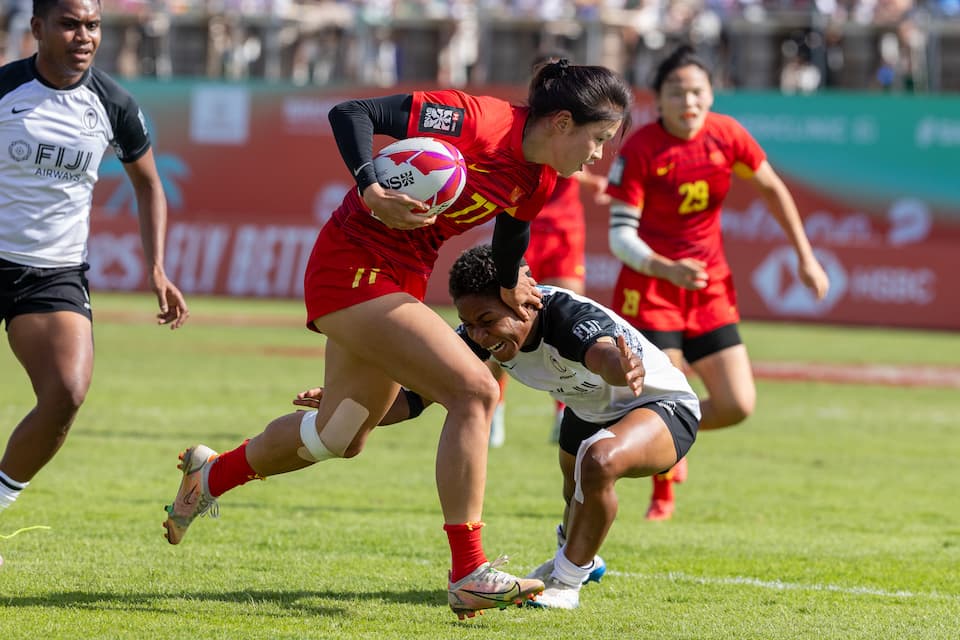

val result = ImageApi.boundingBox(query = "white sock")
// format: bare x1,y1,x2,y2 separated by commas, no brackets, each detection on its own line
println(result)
0,471,27,512
552,545,589,588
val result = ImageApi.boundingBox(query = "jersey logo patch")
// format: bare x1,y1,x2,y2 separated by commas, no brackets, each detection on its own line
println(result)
417,102,464,136
572,319,602,341
8,140,31,162
83,108,100,130
608,156,625,186
11,106,31,114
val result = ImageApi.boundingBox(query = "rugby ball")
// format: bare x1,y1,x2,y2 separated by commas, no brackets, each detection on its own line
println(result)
373,137,467,215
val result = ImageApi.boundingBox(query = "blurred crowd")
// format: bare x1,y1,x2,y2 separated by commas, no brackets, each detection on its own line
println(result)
2,0,956,91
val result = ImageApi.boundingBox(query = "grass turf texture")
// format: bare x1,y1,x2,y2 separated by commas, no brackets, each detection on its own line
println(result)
1,293,958,639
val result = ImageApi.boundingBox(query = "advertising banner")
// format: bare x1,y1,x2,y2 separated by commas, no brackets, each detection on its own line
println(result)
88,81,960,330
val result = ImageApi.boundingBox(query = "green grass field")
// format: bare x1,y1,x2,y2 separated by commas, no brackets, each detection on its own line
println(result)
1,293,958,639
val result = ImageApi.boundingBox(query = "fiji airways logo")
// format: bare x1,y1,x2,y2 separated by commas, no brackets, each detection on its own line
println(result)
751,247,846,316
8,140,94,180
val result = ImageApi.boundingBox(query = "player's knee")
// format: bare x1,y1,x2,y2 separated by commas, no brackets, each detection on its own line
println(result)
727,391,756,425
713,400,753,428
38,380,88,424
298,404,372,462
440,366,500,415
577,443,619,493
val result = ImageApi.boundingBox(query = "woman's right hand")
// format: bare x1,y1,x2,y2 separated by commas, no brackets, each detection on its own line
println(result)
362,183,437,230
293,387,325,409
662,258,709,290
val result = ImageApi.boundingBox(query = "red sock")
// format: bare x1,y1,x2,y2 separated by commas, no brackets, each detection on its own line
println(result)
496,374,508,403
206,440,261,498
651,473,674,502
444,522,488,582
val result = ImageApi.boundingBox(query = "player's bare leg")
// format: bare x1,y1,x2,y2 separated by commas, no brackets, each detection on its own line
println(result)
531,409,677,608
314,294,543,615
162,293,543,614
3,312,93,481
691,344,755,431
1,312,92,565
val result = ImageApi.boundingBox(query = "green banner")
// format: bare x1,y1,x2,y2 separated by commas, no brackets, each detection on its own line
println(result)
715,92,960,214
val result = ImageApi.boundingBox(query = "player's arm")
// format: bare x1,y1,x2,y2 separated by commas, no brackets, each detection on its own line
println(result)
583,335,645,396
608,197,707,290
747,160,829,300
492,213,542,320
123,148,189,329
328,94,431,229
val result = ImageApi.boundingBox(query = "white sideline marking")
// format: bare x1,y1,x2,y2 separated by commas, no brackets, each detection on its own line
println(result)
609,570,959,601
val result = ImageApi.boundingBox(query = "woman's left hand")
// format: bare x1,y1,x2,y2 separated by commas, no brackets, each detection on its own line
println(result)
798,255,830,300
500,268,542,321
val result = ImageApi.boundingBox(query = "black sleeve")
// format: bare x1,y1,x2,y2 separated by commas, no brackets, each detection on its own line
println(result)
88,68,150,162
491,213,531,289
328,94,412,193
541,292,619,365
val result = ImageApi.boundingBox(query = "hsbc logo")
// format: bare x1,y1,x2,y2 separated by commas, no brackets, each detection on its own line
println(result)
751,247,846,316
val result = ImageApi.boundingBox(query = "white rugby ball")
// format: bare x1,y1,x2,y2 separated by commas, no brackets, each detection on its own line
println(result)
373,137,468,215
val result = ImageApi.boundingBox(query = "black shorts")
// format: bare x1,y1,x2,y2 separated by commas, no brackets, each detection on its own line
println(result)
642,323,743,365
0,257,92,330
558,400,699,471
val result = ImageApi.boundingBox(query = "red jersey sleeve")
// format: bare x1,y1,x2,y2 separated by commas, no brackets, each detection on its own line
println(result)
715,113,766,175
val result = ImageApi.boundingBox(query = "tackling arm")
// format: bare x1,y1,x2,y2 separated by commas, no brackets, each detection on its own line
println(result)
583,335,645,396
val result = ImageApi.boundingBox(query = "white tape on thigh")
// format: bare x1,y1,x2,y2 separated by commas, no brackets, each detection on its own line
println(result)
573,428,616,504
298,410,334,462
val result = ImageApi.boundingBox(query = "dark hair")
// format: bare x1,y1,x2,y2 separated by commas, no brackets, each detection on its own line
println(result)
449,244,527,301
34,0,100,17
528,60,632,130
652,44,712,93
531,49,572,71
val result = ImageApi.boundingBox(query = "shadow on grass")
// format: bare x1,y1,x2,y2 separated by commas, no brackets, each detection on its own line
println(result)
3,587,440,617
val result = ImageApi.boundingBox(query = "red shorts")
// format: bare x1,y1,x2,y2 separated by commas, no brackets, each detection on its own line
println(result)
525,223,585,284
612,269,739,338
303,221,429,330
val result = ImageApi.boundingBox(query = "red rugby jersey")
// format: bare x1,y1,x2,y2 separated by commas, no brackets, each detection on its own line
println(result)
606,112,765,279
333,90,557,276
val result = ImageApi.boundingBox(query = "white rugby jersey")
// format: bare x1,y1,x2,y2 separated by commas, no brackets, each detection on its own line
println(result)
458,286,701,424
0,56,151,267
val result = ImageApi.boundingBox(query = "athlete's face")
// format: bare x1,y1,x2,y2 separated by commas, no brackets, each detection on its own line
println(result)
32,0,101,88
657,64,714,140
551,114,623,178
456,294,536,363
